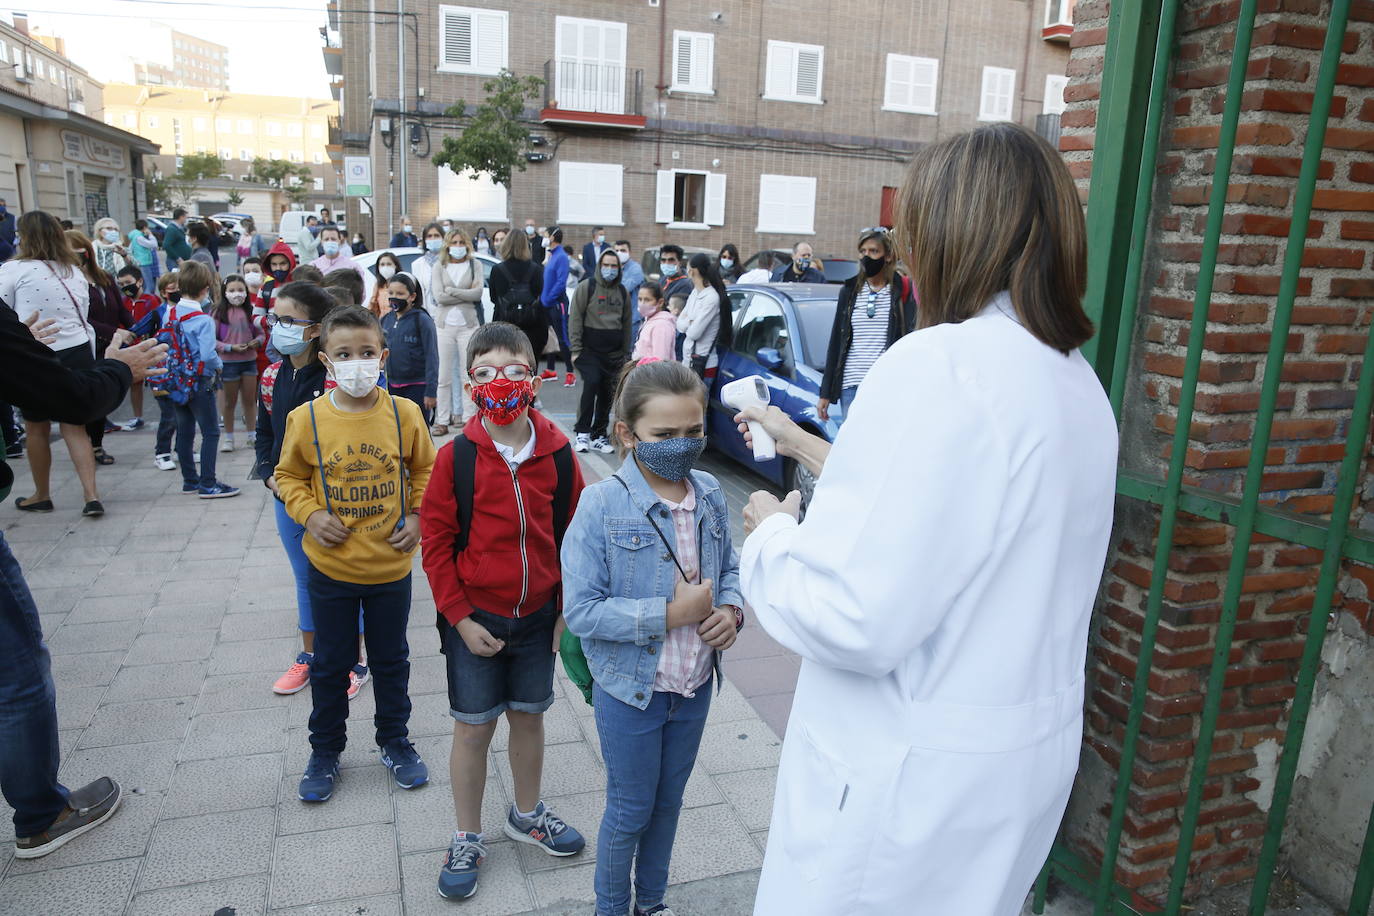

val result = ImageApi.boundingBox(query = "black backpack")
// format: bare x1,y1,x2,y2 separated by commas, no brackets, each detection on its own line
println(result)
496,261,540,328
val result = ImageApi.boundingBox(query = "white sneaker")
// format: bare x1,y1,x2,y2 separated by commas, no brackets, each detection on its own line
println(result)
153,453,177,471
574,433,590,453
591,437,615,454
220,435,234,453
245,432,256,447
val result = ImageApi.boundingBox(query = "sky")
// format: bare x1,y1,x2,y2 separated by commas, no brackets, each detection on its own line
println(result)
5,0,333,97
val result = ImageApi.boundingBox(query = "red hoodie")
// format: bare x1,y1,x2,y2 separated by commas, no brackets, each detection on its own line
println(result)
259,239,299,304
420,410,585,625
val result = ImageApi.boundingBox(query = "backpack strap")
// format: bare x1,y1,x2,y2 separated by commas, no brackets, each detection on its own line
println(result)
391,394,409,532
551,442,574,551
449,433,478,555
308,399,334,517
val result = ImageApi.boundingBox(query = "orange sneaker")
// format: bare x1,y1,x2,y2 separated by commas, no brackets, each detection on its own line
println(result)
347,663,370,700
273,652,312,695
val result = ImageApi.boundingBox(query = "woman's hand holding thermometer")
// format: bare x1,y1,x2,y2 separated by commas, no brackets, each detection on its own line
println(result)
721,377,776,461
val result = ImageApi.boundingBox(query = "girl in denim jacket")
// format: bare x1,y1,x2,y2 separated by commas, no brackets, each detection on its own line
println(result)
562,359,744,916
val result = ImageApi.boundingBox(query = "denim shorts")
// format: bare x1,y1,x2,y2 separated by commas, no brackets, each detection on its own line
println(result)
220,359,258,382
440,599,558,725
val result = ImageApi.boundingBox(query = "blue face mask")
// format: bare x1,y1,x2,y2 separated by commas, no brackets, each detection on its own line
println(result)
635,436,706,482
271,323,310,355
600,266,619,282
322,240,341,257
425,238,443,253
661,263,679,277
719,257,734,270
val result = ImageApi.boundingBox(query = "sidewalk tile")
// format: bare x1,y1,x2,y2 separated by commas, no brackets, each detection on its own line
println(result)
197,671,295,715
695,721,783,775
744,693,793,739
407,654,448,695
22,564,102,590
181,707,288,760
58,740,180,796
55,684,105,730
164,754,283,817
494,740,602,799
408,691,462,737
5,793,161,875
78,697,195,749
140,603,228,634
269,893,402,915
681,765,726,809
124,630,217,666
63,594,155,626
46,619,141,655
219,609,296,642
126,875,268,916
209,637,302,675
513,790,603,873
0,858,139,916
138,806,275,891
528,860,598,910
270,822,399,909
399,846,533,916
392,772,509,854
710,680,772,724
283,727,382,773
276,763,394,835
104,660,209,704
751,829,769,855
665,804,763,885
714,767,780,832
722,654,800,699
723,625,788,661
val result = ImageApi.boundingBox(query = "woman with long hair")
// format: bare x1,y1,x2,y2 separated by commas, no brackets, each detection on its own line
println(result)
716,243,741,285
676,252,732,381
735,123,1116,914
213,273,264,452
818,228,918,426
429,226,483,434
487,227,547,365
237,217,268,263
68,229,133,467
414,221,446,311
0,212,104,516
366,251,405,318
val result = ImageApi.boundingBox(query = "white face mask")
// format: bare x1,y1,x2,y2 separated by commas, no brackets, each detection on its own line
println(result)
328,358,382,398
596,235,605,245
402,224,413,233
543,237,552,249
449,245,468,260
226,291,247,305
616,250,629,264
243,271,263,287
378,265,396,279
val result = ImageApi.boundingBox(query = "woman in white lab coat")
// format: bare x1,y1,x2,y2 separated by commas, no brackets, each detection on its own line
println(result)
734,123,1120,915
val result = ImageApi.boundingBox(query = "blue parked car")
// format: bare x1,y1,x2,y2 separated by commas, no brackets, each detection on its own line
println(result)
706,283,842,505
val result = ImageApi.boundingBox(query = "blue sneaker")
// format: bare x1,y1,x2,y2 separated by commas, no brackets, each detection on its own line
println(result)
503,801,585,856
380,739,428,789
198,482,240,499
298,751,339,802
180,482,199,495
436,831,486,900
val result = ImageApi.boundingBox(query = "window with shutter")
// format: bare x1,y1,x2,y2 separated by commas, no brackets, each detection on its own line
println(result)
763,41,825,104
558,161,624,226
438,6,508,75
1043,73,1069,115
654,169,727,227
978,66,1016,121
756,175,816,235
883,54,939,115
671,31,714,94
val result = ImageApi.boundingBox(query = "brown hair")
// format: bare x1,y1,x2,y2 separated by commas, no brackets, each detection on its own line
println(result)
322,268,364,306
177,260,216,299
17,210,80,267
612,359,707,454
856,229,897,289
66,230,111,287
466,320,536,368
319,303,384,349
498,228,530,261
439,227,472,265
291,264,325,284
892,122,1092,354
156,272,180,295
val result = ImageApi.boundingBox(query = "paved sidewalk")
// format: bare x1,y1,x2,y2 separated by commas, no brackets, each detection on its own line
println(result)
0,423,780,916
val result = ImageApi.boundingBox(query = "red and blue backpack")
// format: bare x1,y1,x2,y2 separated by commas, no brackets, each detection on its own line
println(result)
147,305,206,405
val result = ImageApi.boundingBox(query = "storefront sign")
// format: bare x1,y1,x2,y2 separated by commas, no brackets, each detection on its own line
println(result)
344,156,371,196
61,130,127,170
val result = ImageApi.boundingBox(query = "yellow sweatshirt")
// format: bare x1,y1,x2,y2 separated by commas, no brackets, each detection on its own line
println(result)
276,389,436,585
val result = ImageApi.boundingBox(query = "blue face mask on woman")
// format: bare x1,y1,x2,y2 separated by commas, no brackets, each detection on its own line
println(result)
271,323,311,355
635,436,706,482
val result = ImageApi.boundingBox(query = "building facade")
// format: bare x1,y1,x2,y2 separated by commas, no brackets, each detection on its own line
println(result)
131,29,229,92
101,84,345,228
0,15,157,233
333,0,1073,258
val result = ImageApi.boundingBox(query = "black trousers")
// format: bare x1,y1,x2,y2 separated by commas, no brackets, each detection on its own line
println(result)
388,384,433,426
574,329,624,439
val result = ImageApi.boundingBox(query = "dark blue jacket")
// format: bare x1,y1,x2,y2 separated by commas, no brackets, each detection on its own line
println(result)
771,263,826,283
542,245,570,310
581,240,609,275
255,358,327,484
381,306,439,397
389,231,418,248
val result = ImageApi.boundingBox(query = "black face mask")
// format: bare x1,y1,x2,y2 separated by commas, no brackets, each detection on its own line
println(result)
121,285,139,298
271,268,289,283
861,255,886,278
388,297,409,312
168,291,182,304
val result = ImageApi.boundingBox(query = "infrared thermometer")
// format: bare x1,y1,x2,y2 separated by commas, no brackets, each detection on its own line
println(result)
721,377,777,462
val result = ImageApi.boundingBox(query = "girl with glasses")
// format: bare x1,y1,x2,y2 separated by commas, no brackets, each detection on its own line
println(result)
818,228,918,427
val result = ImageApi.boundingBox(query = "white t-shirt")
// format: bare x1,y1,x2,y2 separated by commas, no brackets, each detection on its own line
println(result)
738,268,772,284
0,259,93,353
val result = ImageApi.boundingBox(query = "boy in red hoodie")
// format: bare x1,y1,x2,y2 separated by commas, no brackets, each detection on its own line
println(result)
117,265,162,429
420,322,587,901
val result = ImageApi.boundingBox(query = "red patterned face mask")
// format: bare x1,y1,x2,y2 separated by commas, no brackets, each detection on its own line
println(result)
471,377,534,426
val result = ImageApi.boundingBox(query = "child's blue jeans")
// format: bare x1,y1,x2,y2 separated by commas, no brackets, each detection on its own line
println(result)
592,682,712,916
173,378,220,488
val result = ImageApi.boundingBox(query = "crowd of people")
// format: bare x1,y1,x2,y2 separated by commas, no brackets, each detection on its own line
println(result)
0,122,1115,916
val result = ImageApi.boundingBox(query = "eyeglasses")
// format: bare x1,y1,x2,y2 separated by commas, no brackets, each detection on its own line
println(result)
264,314,319,328
866,291,879,319
468,363,532,384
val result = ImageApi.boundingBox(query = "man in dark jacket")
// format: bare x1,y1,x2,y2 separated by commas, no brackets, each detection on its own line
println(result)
389,215,418,249
771,241,826,283
580,227,609,275
162,208,192,268
0,304,167,860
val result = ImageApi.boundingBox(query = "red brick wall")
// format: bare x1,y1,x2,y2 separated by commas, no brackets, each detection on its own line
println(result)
1060,0,1374,903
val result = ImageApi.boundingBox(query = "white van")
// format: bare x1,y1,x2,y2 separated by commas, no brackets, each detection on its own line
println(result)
275,209,324,239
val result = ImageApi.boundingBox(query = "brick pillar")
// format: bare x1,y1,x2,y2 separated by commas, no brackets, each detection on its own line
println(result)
1059,0,1374,904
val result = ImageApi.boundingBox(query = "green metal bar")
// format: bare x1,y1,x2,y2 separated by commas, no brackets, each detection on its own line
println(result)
1079,0,1164,384
1348,802,1374,916
1239,17,1359,910
1032,857,1051,913
1108,0,1182,418
1165,0,1317,905
1115,472,1374,567
1050,847,1149,915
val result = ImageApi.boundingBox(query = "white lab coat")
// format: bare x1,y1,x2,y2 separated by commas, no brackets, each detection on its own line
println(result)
742,293,1118,916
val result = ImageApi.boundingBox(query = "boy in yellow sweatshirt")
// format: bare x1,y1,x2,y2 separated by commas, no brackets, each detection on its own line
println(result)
275,304,436,803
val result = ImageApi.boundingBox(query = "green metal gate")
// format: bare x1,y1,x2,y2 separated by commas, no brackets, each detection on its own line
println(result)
1032,0,1374,912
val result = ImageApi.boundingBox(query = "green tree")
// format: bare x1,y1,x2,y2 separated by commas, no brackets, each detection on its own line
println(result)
226,189,244,208
249,157,311,189
176,152,225,183
144,171,172,211
285,182,310,206
432,69,544,188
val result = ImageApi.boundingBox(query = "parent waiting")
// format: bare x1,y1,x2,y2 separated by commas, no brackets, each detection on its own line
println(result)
734,122,1119,915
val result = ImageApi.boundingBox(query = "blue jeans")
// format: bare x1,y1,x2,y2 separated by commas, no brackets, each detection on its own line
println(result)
0,531,69,837
307,565,412,754
139,261,160,293
593,682,712,916
154,394,176,455
273,499,363,636
543,299,573,373
834,385,858,428
174,379,220,488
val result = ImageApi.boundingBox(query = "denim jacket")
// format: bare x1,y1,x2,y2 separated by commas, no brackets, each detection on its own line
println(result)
561,456,743,710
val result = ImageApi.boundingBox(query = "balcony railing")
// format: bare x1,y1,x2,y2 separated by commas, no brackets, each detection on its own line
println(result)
540,59,646,129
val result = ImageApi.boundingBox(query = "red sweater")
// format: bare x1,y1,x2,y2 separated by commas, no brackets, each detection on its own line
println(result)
420,410,584,626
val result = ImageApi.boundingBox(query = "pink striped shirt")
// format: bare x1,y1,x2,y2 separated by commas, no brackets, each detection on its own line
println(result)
653,481,714,696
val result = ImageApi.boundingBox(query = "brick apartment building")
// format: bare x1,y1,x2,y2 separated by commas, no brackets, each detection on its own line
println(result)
333,0,1075,258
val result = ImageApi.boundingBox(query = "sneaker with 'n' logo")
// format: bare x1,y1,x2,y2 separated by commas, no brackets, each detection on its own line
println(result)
502,801,585,856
